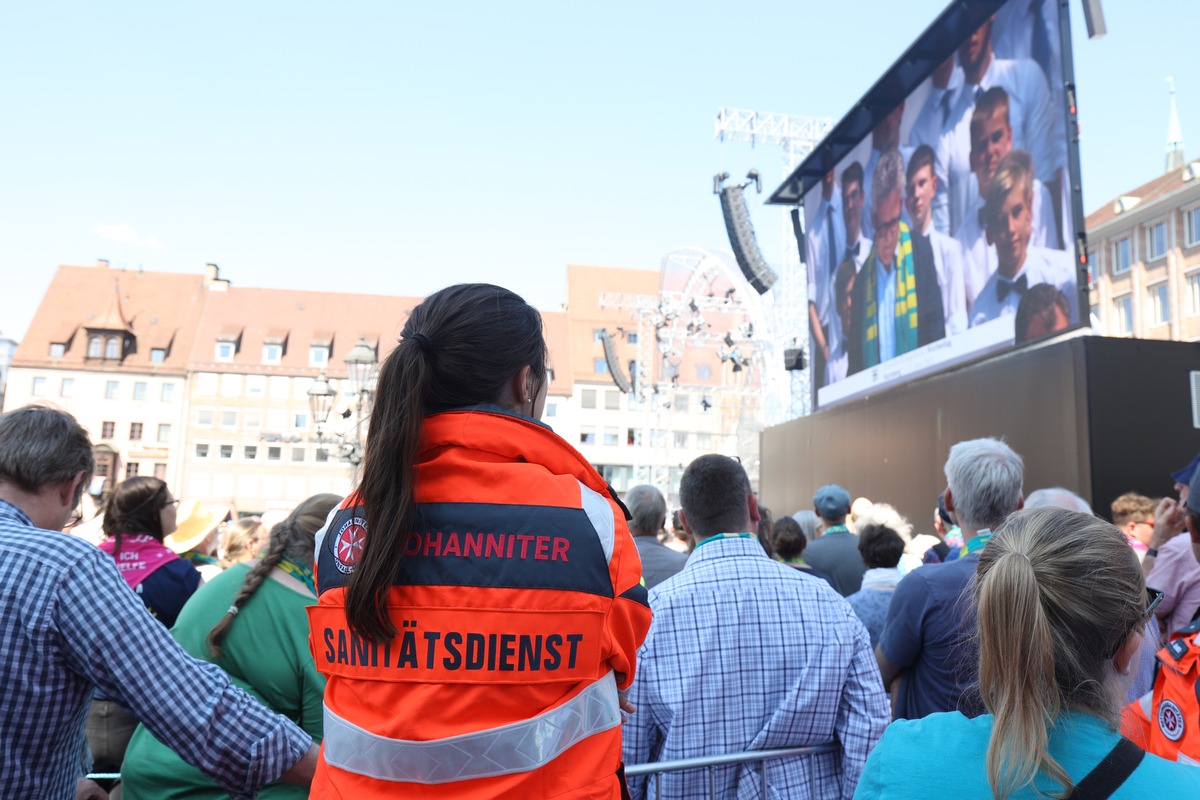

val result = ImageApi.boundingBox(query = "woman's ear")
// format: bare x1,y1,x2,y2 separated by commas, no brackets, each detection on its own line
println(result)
1113,627,1143,677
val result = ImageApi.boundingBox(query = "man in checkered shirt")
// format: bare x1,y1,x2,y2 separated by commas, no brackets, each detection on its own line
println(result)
622,454,889,799
0,405,318,799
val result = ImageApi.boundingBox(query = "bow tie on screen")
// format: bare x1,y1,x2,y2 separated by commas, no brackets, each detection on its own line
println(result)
996,274,1029,301
846,241,860,259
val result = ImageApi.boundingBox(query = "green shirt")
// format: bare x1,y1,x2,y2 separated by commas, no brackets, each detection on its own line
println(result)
121,563,324,799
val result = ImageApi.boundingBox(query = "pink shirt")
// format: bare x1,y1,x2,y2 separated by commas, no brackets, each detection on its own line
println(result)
1146,534,1200,635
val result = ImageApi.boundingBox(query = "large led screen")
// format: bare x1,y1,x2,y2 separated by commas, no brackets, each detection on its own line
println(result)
775,0,1086,409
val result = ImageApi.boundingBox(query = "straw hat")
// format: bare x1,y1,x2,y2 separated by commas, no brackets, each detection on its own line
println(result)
165,499,231,554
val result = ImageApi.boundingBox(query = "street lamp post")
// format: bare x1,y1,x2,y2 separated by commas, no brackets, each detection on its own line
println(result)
307,335,379,486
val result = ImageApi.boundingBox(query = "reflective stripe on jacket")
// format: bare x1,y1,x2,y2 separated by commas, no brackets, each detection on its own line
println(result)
308,407,651,799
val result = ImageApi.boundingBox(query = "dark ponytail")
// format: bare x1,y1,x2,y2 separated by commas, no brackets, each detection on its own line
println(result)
346,284,547,643
102,476,169,556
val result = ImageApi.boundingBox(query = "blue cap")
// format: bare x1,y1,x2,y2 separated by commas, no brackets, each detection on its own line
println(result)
1171,452,1200,486
813,484,852,520
1188,467,1200,515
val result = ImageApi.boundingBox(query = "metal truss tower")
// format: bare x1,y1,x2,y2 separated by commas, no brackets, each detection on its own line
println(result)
714,108,833,420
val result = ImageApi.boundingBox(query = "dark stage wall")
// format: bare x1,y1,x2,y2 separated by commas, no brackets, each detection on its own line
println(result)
761,336,1200,530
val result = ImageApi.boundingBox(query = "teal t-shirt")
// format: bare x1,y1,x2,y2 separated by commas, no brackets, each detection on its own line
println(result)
120,563,324,799
854,709,1200,799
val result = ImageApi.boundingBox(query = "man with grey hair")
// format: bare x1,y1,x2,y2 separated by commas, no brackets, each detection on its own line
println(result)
624,484,687,589
1024,486,1093,515
876,437,1024,719
848,148,945,375
0,405,318,798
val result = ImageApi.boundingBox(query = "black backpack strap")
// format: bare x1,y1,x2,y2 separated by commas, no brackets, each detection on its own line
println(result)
1067,737,1145,800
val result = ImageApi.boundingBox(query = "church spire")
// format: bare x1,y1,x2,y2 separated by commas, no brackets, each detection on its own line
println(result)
1167,76,1186,173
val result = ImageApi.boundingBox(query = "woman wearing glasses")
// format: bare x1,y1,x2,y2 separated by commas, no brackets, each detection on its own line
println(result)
854,508,1200,799
90,476,201,787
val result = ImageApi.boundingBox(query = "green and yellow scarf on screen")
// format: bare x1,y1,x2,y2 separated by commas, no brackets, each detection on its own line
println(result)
862,221,918,369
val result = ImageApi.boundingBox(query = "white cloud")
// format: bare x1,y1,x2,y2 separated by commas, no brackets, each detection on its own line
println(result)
90,223,165,250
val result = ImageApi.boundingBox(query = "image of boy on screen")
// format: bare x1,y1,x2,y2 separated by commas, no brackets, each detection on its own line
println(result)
955,87,1060,311
807,167,845,389
848,149,945,375
831,258,858,383
906,145,968,336
935,13,1062,241
1014,283,1072,344
969,151,1076,328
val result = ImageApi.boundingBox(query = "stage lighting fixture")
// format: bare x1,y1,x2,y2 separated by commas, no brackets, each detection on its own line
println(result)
1081,0,1106,39
715,172,778,294
783,348,806,372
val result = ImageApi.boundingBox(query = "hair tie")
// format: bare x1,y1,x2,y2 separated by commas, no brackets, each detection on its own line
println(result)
227,605,239,616
409,332,434,357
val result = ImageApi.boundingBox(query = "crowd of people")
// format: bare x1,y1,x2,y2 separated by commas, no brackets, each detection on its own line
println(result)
5,280,1200,800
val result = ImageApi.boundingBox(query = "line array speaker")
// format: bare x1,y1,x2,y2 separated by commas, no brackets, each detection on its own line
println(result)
718,182,778,294
600,330,633,393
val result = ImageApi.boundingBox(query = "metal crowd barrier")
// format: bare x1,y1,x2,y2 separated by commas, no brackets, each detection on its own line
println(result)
626,744,837,798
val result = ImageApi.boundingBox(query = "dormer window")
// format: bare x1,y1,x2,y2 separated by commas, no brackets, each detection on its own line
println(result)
150,348,166,363
263,343,283,365
49,343,65,358
309,345,329,367
88,336,103,358
215,341,236,362
105,337,121,359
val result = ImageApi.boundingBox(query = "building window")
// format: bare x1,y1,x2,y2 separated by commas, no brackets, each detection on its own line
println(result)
291,447,305,463
88,336,103,358
1147,222,1167,261
316,448,330,463
125,462,139,479
196,408,213,426
105,380,119,399
650,429,666,447
59,378,75,397
101,421,115,439
673,431,689,448
157,423,171,443
545,402,557,417
579,427,596,445
696,363,713,381
244,445,258,460
593,358,609,375
161,383,175,402
605,391,621,410
293,412,308,430
153,463,167,480
31,377,46,396
49,342,65,358
149,348,166,363
129,422,143,440
268,446,282,461
105,337,121,359
220,410,237,428
603,427,619,446
309,345,329,367
1115,295,1133,335
220,444,233,460
626,333,638,344
627,428,641,446
581,389,597,409
1112,238,1131,275
593,329,605,342
246,375,266,397
195,443,210,459
133,382,147,401
675,394,690,413
1187,208,1200,247
696,432,713,449
1150,283,1171,325
244,411,262,428
263,343,283,365
1189,272,1200,316
215,341,235,361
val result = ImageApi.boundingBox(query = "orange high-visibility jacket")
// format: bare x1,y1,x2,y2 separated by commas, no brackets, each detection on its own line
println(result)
1123,627,1200,765
308,407,652,799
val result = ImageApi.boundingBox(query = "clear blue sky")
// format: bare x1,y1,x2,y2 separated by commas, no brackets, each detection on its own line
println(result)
1,0,1193,341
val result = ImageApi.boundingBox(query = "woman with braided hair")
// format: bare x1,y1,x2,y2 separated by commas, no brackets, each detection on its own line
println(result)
119,493,341,800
